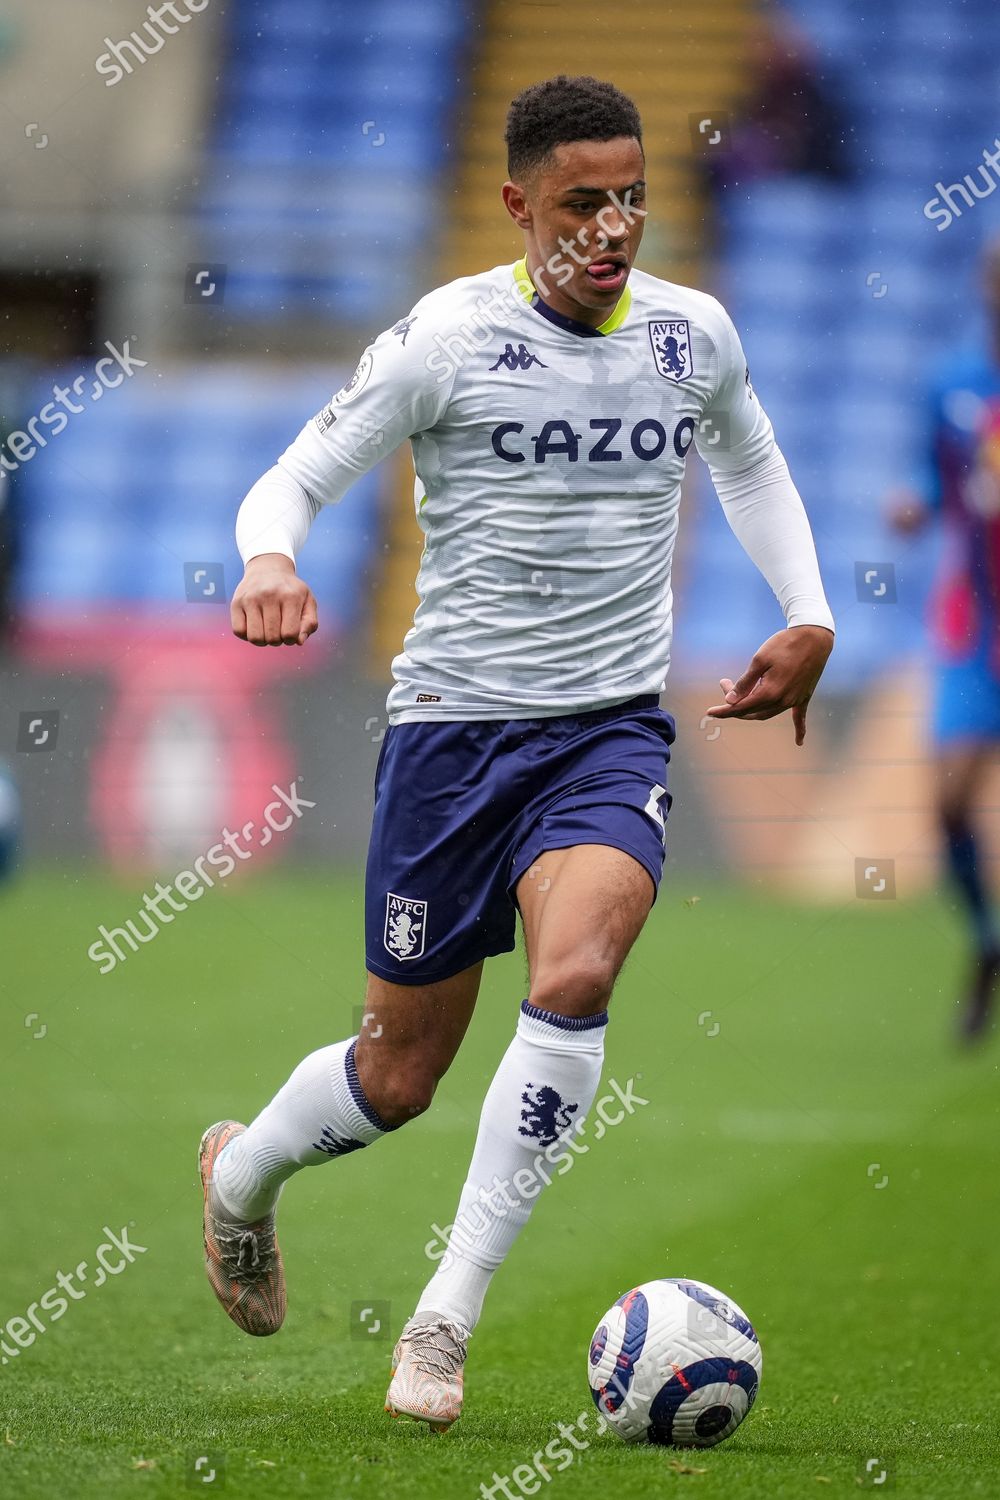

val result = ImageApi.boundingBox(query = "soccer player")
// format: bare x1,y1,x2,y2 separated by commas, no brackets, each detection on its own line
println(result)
200,75,834,1428
889,235,1000,1040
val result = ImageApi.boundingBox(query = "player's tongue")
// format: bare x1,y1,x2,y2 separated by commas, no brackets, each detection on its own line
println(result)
586,260,625,288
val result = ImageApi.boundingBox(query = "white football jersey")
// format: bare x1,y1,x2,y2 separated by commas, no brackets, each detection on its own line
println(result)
262,259,833,722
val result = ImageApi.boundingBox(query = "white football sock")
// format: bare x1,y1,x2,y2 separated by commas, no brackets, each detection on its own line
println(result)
211,1038,394,1221
414,1001,607,1332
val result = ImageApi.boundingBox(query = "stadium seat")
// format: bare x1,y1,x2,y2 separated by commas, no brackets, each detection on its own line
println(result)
13,368,381,629
202,0,470,325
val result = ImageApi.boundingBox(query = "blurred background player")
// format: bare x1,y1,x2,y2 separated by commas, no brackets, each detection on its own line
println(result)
889,235,1000,1041
703,7,853,195
0,468,19,888
0,761,21,886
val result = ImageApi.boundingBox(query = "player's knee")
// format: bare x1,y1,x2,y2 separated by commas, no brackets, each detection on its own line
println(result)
528,955,618,1016
363,1058,439,1128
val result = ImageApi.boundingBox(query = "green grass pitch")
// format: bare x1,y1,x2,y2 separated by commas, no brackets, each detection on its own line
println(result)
1,868,997,1498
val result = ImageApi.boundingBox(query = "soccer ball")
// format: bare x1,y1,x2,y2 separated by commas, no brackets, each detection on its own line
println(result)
587,1277,762,1447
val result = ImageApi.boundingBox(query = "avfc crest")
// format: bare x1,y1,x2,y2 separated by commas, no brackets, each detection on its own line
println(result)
648,319,694,383
384,892,427,961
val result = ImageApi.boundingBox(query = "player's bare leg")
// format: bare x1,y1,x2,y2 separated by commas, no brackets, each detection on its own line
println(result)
936,744,1000,1039
391,843,654,1428
201,965,481,1336
353,966,482,1124
517,843,654,1017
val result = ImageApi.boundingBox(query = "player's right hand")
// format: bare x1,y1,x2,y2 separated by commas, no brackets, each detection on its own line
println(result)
231,553,319,646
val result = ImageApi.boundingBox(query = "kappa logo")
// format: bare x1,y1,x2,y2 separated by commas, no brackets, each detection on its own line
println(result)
489,342,548,372
384,893,427,960
649,319,694,383
391,315,417,346
518,1083,579,1147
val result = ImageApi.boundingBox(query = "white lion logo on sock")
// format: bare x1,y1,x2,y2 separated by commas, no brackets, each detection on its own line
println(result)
384,893,428,960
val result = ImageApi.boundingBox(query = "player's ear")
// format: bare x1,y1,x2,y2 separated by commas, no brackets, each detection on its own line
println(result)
501,180,532,229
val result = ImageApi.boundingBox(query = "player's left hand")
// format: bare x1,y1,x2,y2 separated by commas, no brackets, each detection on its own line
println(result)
704,625,834,746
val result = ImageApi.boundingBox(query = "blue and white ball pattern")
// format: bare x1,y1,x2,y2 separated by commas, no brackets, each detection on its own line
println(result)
587,1278,762,1447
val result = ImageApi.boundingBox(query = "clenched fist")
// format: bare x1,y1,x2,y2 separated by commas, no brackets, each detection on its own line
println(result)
231,553,319,647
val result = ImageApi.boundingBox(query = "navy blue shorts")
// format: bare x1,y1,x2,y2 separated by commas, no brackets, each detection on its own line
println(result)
364,695,676,985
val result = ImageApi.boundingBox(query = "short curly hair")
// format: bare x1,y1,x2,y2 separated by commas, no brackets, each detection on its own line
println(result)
505,75,643,179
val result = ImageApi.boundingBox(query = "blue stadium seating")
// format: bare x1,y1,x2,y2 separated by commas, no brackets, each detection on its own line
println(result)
681,0,1000,688
199,0,471,326
12,368,379,626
